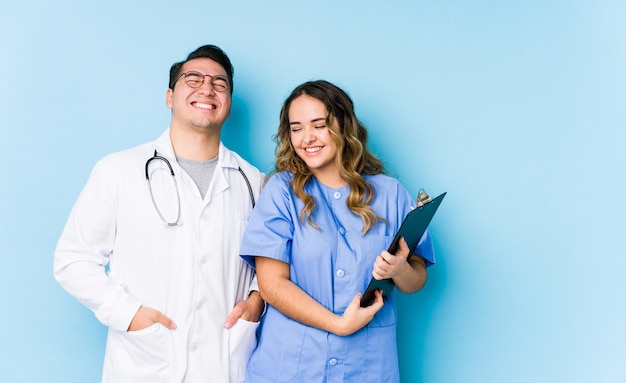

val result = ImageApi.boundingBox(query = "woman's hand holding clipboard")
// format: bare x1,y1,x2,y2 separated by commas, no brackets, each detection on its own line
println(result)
360,190,447,307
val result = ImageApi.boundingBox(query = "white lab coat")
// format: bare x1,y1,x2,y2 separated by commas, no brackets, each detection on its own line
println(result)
54,129,264,383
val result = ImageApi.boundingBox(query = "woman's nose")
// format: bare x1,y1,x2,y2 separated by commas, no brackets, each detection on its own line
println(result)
303,130,316,143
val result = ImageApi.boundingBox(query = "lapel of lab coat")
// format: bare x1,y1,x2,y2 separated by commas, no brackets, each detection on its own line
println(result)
203,141,239,206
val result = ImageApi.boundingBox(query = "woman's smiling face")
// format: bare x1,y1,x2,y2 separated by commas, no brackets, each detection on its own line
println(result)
288,94,341,185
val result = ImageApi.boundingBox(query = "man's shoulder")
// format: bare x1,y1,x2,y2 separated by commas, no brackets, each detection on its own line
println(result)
220,145,263,176
97,129,170,165
98,141,153,164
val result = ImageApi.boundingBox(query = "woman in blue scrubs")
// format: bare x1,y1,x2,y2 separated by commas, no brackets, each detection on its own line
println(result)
240,80,435,383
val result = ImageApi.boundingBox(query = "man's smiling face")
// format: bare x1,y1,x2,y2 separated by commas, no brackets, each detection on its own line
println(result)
166,57,232,135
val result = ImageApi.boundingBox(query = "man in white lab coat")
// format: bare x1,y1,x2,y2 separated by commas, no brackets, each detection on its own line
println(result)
54,44,265,383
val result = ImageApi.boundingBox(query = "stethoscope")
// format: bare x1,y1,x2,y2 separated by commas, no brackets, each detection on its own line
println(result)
145,150,255,226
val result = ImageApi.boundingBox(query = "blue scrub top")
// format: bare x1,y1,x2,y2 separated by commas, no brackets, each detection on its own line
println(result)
240,172,435,383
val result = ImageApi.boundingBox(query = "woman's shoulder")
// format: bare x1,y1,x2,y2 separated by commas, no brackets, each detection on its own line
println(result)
365,173,404,190
365,173,413,203
266,171,293,185
261,171,295,195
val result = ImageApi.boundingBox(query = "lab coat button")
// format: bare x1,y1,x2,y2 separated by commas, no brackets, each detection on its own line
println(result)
336,269,345,278
329,358,338,366
333,192,341,199
190,343,198,351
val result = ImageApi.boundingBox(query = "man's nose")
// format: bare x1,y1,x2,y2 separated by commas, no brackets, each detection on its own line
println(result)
199,77,216,94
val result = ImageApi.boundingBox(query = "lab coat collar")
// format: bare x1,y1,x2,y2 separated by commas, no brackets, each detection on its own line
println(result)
153,129,176,160
216,141,242,171
152,128,242,203
209,142,241,202
152,129,239,170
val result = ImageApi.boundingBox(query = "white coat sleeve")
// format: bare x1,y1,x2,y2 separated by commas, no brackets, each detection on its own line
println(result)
54,160,141,331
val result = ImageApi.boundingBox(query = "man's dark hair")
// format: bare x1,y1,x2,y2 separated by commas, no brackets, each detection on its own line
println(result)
168,44,234,94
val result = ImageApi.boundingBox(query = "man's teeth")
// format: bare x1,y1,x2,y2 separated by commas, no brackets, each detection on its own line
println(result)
196,103,215,109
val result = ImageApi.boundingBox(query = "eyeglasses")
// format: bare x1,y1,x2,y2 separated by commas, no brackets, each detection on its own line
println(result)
176,71,230,92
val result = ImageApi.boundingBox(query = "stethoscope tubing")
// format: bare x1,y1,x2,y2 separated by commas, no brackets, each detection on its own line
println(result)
145,151,182,226
145,150,255,226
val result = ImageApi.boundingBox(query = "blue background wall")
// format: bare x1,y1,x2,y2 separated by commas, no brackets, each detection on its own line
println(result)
1,1,624,382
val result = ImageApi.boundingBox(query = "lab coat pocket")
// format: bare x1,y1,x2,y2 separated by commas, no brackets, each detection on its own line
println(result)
228,318,259,382
107,323,170,382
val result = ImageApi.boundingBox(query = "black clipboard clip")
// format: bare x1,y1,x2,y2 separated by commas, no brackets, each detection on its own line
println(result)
360,189,446,307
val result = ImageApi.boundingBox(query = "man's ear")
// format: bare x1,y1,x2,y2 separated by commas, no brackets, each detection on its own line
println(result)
165,88,173,109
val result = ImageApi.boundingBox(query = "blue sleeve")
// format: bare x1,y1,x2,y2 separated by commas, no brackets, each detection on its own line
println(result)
416,229,435,267
239,173,294,268
394,178,436,267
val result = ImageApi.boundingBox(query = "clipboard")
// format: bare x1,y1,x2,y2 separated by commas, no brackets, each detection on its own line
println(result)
360,191,446,307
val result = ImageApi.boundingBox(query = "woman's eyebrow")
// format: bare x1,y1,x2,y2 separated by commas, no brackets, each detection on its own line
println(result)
289,117,325,126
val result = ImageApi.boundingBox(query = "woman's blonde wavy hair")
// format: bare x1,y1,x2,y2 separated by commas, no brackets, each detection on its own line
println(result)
274,80,385,234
